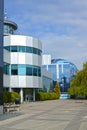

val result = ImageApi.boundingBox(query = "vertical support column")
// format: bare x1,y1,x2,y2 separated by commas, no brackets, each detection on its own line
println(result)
20,88,23,103
33,88,35,102
0,0,4,114
9,87,12,92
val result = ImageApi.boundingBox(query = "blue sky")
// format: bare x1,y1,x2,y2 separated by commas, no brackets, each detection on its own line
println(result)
4,0,87,70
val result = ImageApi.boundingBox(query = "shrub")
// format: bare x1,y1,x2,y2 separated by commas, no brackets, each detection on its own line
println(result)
11,92,21,103
3,91,21,103
35,92,60,101
3,91,11,103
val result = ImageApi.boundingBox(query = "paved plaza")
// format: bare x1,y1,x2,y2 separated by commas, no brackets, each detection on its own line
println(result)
0,99,87,130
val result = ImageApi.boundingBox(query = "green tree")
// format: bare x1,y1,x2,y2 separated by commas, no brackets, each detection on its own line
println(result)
54,82,61,98
68,62,87,98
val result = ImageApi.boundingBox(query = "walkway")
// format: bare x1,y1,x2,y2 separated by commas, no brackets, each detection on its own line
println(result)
0,99,87,130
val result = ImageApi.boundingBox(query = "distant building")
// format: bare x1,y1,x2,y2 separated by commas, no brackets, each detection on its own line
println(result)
40,68,53,92
42,54,51,65
42,57,78,93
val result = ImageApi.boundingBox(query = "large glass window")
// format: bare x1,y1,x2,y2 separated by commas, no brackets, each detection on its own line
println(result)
26,65,32,75
11,65,18,75
4,63,10,75
4,46,42,56
18,46,26,52
33,66,38,76
18,65,26,75
4,24,14,34
33,48,37,54
4,64,41,77
11,46,17,52
48,65,57,81
38,49,42,55
38,67,41,77
26,47,33,53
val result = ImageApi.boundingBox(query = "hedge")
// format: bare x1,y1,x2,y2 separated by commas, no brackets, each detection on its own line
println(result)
3,91,21,103
35,92,60,101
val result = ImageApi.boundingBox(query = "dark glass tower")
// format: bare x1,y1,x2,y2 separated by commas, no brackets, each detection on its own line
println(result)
0,0,4,106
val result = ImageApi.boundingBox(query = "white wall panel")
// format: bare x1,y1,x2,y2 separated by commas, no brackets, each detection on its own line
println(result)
11,35,26,46
33,77,42,88
4,49,10,63
38,77,42,88
26,37,33,47
4,36,11,46
3,75,10,87
38,40,42,50
19,76,26,87
33,38,38,48
11,53,18,64
10,76,19,87
33,55,39,66
26,77,33,88
38,56,42,66
26,54,33,64
33,77,39,87
18,53,25,64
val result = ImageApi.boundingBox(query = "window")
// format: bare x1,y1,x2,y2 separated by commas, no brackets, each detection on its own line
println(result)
11,46,17,52
18,46,26,52
48,65,57,81
4,63,10,75
26,65,32,75
38,49,42,55
26,47,33,53
33,66,38,76
33,48,37,54
4,64,41,77
4,46,42,56
38,67,41,77
18,65,26,75
4,46,10,51
11,65,18,75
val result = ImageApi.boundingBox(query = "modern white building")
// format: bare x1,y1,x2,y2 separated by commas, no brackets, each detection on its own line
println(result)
4,35,42,103
3,16,43,103
3,16,53,103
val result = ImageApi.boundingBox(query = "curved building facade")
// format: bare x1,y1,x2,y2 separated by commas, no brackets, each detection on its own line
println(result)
4,35,42,102
4,19,17,35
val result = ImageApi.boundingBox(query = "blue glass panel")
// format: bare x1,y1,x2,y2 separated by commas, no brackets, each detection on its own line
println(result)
38,67,41,77
4,63,10,75
33,48,37,54
11,65,18,75
26,47,33,53
26,65,32,75
18,65,26,75
11,46,17,52
38,50,42,55
48,65,57,81
4,46,42,56
4,46,10,51
32,66,38,76
18,46,26,52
